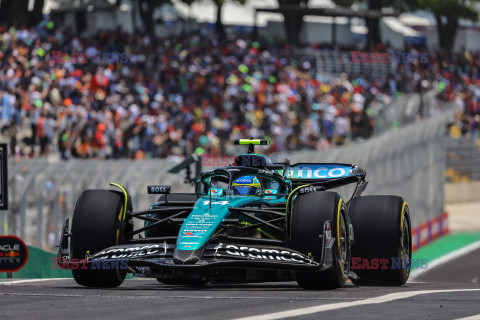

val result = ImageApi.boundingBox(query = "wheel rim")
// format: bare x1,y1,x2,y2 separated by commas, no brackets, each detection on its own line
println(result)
400,214,411,276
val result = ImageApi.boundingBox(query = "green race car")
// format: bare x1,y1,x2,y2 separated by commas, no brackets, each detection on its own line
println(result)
58,139,412,289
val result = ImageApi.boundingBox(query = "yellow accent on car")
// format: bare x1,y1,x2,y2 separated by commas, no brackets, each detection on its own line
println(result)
400,201,407,229
110,183,128,282
337,198,342,248
110,183,128,221
236,139,269,145
232,176,261,188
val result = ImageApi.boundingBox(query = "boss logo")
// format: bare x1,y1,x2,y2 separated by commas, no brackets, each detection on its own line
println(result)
299,187,318,194
147,185,171,194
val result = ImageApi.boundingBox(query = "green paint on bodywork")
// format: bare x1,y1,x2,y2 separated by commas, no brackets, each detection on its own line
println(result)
176,195,286,251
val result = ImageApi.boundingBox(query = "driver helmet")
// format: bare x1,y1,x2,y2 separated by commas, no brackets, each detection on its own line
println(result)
232,176,261,196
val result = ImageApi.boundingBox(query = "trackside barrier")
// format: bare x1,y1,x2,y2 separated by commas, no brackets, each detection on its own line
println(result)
4,158,189,251
373,90,455,135
411,212,449,250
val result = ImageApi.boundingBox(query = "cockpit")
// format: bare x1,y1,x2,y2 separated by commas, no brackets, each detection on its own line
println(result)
197,169,287,198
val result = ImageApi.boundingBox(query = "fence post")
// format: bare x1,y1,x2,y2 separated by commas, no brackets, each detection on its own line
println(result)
36,191,43,248
19,193,26,239
52,191,60,248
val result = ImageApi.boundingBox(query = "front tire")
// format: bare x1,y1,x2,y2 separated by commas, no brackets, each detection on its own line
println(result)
349,195,411,286
290,191,349,290
71,189,127,288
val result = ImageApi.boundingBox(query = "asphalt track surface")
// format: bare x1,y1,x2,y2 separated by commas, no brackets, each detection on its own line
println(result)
1,249,479,320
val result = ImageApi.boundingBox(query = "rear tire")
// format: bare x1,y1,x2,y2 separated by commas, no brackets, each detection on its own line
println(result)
349,195,411,286
71,189,127,288
290,191,349,290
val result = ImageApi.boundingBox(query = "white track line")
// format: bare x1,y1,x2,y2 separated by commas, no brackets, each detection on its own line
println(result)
232,289,480,320
0,292,85,298
0,278,70,285
410,240,480,281
455,314,480,320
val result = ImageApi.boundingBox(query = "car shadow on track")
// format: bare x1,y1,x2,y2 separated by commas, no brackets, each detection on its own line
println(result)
56,281,313,292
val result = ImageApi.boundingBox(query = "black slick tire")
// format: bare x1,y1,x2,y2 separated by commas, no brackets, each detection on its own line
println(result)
349,195,411,286
290,191,349,290
71,189,127,288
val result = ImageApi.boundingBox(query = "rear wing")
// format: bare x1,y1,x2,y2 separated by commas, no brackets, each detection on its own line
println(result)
276,163,355,180
269,163,367,196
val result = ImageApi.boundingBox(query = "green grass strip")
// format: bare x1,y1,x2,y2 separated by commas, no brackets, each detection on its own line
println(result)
0,246,71,279
412,232,480,264
0,246,134,279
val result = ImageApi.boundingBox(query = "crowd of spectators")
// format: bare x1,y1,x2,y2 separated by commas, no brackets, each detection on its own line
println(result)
440,53,480,143
1,22,479,160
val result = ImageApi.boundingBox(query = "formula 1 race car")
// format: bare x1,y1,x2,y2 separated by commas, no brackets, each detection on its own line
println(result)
58,139,412,289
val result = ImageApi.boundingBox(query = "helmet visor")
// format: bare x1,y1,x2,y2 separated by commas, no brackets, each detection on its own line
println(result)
233,186,258,195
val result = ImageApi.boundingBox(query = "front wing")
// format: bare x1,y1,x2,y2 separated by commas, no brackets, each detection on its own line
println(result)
58,241,336,274
57,216,337,275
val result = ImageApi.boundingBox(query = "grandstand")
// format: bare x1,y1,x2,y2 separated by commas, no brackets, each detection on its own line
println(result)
1,21,477,162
